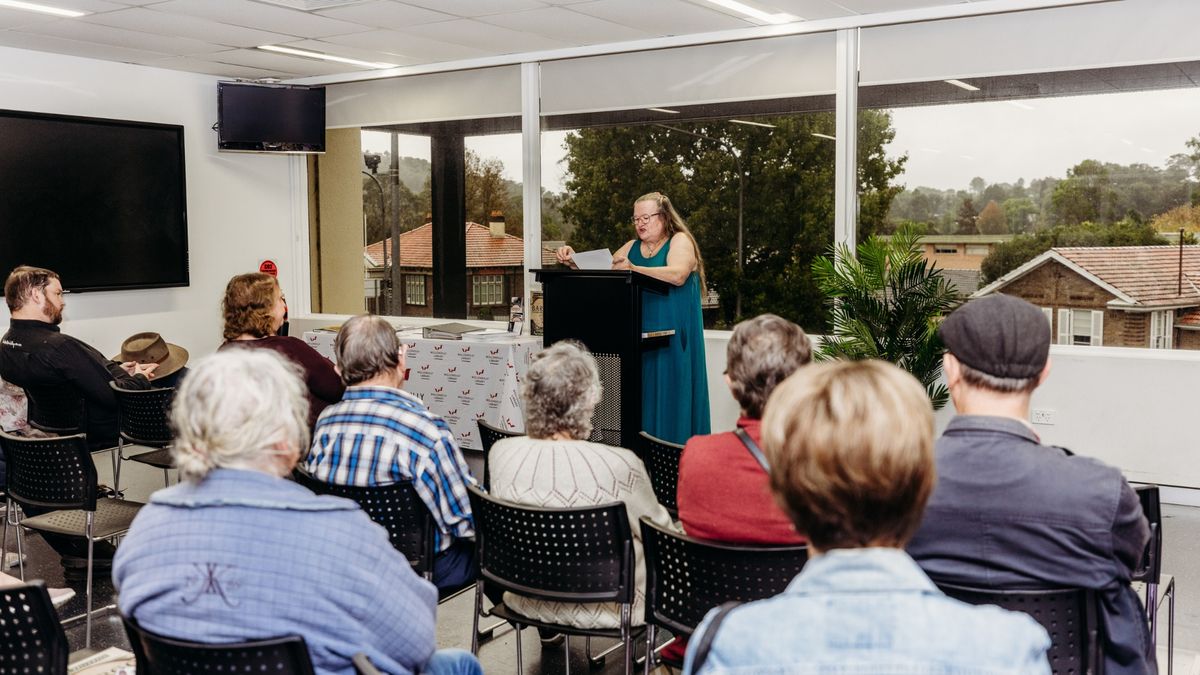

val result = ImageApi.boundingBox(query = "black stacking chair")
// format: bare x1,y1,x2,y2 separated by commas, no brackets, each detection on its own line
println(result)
637,432,683,519
477,419,523,491
292,469,436,578
1134,484,1175,675
123,616,316,675
0,581,72,672
23,385,85,435
467,485,640,674
936,583,1102,675
111,383,176,492
640,518,808,672
0,430,144,648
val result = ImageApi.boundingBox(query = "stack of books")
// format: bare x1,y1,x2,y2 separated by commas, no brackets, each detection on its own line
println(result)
422,322,488,340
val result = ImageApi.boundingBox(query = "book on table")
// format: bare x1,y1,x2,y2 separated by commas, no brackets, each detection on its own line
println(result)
422,322,488,340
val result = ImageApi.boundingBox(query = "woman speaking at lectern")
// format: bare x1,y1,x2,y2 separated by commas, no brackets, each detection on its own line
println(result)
556,191,710,445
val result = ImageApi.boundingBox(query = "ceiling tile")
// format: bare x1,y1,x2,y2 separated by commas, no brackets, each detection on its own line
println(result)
320,28,491,62
152,0,375,39
826,0,954,13
394,18,572,53
568,0,749,35
22,19,229,55
481,6,652,45
313,0,456,29
81,7,295,48
204,46,363,75
0,28,170,62
284,37,425,66
135,55,297,79
765,0,859,19
0,2,119,29
396,0,549,18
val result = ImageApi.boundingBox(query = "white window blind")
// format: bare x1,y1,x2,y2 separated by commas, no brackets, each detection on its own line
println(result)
325,66,522,129
1151,310,1174,349
1057,309,1071,345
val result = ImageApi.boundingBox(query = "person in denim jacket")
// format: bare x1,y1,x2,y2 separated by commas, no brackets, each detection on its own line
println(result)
684,360,1050,675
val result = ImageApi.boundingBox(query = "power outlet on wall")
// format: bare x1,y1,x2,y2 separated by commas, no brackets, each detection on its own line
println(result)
1031,408,1056,425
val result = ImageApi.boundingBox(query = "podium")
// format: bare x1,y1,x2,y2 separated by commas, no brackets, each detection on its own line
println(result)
533,269,672,451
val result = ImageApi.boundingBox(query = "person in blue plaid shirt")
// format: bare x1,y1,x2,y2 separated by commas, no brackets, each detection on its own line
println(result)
305,314,479,594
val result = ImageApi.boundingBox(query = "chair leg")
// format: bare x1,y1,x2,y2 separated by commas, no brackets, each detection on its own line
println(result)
163,467,170,487
644,625,657,675
622,603,633,675
85,515,95,649
515,625,523,674
112,441,123,494
1147,581,1160,647
1167,578,1176,675
564,635,571,675
10,503,25,581
471,581,484,655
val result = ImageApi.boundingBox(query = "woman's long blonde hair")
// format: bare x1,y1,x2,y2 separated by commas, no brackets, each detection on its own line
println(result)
636,191,706,289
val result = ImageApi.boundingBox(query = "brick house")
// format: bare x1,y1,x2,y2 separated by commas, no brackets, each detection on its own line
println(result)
365,222,555,318
883,234,1012,296
973,246,1200,350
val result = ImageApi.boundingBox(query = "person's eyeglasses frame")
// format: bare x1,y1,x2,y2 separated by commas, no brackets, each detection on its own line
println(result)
631,212,664,225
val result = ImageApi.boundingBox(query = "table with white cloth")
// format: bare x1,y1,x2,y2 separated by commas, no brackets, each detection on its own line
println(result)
303,330,541,450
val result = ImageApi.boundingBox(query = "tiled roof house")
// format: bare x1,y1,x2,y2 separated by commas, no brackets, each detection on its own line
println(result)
973,245,1200,350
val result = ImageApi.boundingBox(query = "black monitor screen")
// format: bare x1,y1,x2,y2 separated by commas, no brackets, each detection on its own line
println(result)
0,109,189,293
218,82,325,152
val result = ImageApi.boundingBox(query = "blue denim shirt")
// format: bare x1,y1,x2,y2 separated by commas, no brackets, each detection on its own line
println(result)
114,468,438,675
684,548,1050,674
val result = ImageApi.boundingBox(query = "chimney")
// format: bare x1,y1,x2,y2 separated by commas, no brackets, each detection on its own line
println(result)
488,210,505,238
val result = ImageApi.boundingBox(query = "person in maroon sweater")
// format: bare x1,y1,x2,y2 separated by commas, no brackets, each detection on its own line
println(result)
662,314,812,663
218,273,344,429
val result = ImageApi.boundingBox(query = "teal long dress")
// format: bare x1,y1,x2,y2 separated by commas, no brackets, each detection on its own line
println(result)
628,239,711,445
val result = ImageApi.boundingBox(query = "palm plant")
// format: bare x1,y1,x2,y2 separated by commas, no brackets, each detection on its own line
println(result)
811,228,961,409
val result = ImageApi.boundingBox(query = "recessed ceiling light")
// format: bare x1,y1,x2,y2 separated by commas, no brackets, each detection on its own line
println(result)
0,0,87,18
812,133,836,140
703,0,798,25
731,119,776,128
257,45,397,70
945,79,980,92
647,108,680,114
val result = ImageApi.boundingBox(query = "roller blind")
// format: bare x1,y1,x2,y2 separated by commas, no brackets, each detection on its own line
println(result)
861,0,1200,86
540,32,836,115
325,65,521,129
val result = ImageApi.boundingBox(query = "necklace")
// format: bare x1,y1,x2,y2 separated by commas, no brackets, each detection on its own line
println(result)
642,237,667,258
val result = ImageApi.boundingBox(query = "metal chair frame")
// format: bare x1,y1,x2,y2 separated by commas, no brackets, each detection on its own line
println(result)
0,429,143,648
636,432,684,519
1134,484,1175,675
123,615,316,675
639,517,808,674
467,485,640,675
0,580,70,673
935,582,1103,675
477,418,524,491
110,383,177,493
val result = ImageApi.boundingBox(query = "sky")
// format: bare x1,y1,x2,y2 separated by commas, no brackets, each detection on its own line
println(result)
363,86,1200,195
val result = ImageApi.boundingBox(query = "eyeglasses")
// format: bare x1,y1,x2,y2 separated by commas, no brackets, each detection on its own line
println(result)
631,212,663,225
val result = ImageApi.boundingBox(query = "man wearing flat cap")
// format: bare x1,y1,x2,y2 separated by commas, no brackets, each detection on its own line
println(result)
908,294,1153,675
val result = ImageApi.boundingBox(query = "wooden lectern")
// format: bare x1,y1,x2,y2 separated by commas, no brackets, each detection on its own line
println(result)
533,269,672,451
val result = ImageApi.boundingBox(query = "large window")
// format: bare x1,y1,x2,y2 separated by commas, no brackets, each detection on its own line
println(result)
405,275,427,306
1057,309,1104,346
472,274,505,306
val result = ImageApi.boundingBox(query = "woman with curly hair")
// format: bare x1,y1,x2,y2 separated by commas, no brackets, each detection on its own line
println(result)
219,272,343,428
487,340,674,635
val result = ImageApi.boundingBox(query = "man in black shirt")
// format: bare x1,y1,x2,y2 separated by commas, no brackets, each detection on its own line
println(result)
1,265,157,579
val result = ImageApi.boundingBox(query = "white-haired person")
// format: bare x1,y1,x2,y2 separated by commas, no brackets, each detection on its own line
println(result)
113,349,481,675
488,340,674,640
684,360,1051,674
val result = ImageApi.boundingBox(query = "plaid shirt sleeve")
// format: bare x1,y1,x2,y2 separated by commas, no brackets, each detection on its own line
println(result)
406,416,476,550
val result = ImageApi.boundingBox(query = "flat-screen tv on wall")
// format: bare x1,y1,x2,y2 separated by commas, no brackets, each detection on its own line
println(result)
217,81,325,153
0,109,189,293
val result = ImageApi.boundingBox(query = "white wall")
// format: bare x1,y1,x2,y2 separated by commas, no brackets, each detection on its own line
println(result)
0,46,300,360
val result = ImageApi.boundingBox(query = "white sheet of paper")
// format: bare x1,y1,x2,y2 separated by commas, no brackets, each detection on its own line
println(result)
571,248,613,270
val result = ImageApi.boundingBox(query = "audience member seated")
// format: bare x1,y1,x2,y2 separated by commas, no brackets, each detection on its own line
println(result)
907,294,1152,675
113,332,189,390
304,314,478,594
0,265,155,447
489,341,674,636
684,360,1051,674
219,272,343,428
113,349,482,675
0,265,155,579
0,376,28,435
678,313,809,543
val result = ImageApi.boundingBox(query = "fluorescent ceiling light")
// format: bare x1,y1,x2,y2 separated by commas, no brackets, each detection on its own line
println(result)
0,0,88,17
812,133,836,140
704,0,798,25
257,45,397,70
647,107,680,114
945,79,980,92
731,119,775,128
